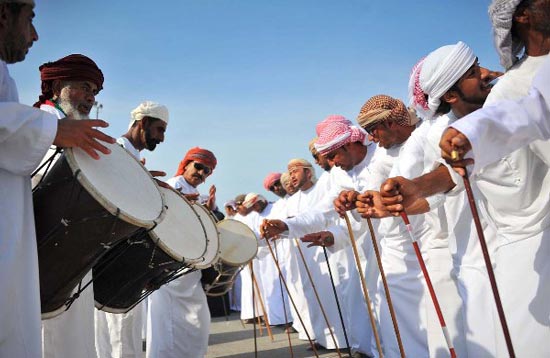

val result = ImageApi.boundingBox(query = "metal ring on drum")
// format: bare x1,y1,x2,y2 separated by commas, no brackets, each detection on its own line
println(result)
204,219,258,297
93,186,209,313
34,142,165,318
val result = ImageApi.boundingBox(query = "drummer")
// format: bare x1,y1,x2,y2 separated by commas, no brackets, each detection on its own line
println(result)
147,147,217,358
33,53,107,358
95,101,169,358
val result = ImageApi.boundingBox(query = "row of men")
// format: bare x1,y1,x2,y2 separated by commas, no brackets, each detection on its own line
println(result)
218,1,550,356
0,1,222,356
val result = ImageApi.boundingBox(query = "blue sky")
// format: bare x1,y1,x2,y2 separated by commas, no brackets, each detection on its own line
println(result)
12,0,500,206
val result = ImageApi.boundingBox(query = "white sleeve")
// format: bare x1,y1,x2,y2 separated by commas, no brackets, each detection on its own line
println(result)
0,103,58,175
452,56,550,173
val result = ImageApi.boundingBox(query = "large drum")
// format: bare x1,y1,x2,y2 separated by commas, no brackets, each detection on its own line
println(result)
93,186,209,313
204,219,258,297
33,143,165,318
191,203,221,269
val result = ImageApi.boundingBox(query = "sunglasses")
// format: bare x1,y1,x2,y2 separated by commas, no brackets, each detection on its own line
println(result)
193,162,212,175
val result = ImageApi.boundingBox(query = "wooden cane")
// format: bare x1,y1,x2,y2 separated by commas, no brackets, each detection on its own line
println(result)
400,211,456,358
250,262,258,358
273,240,295,357
251,262,275,341
343,213,384,358
460,164,516,357
248,262,264,337
294,239,343,358
265,238,320,357
366,217,406,357
322,246,352,357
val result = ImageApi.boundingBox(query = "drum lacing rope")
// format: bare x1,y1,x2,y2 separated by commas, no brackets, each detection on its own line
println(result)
31,147,62,191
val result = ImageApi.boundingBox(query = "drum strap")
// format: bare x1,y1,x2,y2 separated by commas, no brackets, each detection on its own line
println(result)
31,147,62,191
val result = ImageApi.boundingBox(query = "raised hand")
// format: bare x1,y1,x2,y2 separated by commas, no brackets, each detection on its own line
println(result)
439,127,474,176
260,219,288,240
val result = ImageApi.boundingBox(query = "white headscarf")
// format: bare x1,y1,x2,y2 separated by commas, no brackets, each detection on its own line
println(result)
412,41,476,119
129,101,169,129
489,0,524,70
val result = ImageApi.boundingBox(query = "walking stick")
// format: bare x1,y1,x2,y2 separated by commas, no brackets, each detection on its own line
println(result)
274,240,295,357
251,263,275,341
322,246,352,357
251,262,258,358
343,213,384,358
248,262,264,337
265,238,320,357
366,217,406,358
400,211,456,358
294,239,343,358
457,161,515,357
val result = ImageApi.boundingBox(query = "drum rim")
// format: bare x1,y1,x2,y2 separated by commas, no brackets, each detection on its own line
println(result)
149,186,208,263
41,304,67,320
216,218,258,266
65,145,166,229
190,204,221,269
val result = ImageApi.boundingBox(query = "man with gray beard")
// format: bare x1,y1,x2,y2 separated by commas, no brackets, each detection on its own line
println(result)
33,53,106,358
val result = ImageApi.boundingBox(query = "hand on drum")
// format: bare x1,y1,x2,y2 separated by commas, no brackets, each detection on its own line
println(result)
260,219,288,240
334,190,359,217
54,119,116,160
180,191,200,202
148,170,170,189
301,231,334,248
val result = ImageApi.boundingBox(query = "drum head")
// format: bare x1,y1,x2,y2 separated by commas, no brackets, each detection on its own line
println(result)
191,204,220,269
150,187,208,262
217,219,258,266
66,143,164,228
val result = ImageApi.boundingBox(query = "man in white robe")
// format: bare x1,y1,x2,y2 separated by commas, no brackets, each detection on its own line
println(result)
33,54,107,358
95,101,168,358
263,116,378,357
440,55,550,170
243,193,291,327
0,3,114,356
146,147,217,358
446,2,550,354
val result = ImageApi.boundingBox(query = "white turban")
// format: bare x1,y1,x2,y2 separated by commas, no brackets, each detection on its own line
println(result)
129,101,169,129
413,41,476,119
0,0,35,5
489,0,524,70
243,193,267,209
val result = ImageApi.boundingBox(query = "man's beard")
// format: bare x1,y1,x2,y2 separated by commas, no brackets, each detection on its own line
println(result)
57,92,90,120
144,129,159,151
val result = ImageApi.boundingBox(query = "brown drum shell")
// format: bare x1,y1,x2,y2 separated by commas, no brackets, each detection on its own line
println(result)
93,229,186,313
34,154,142,315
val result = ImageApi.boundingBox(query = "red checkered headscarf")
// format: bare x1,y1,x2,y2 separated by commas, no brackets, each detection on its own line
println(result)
314,120,367,156
315,115,352,136
263,172,282,191
175,147,217,176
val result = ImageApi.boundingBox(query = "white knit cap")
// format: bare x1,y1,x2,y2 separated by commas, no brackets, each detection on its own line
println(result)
414,41,476,119
129,101,169,129
489,0,524,70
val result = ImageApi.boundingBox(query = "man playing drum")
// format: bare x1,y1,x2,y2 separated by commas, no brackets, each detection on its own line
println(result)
147,147,217,358
33,53,108,358
0,2,114,356
95,101,169,358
